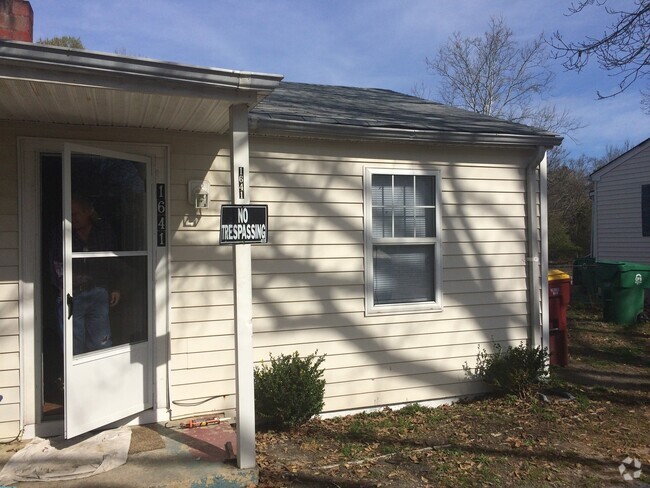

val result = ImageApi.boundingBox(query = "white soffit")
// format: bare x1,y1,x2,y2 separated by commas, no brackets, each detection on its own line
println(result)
0,78,235,132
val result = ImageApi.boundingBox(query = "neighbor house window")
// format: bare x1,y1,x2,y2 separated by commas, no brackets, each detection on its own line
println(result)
364,168,442,313
643,184,650,237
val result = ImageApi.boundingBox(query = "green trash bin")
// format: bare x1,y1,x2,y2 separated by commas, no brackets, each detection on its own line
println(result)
595,260,650,324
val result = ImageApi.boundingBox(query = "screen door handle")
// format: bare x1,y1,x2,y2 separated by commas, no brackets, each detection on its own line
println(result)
67,293,73,319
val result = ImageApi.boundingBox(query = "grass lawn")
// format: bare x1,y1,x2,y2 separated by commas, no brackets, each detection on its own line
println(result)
256,296,650,487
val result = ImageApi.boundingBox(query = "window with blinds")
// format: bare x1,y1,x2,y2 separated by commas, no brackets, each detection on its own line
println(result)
364,168,442,313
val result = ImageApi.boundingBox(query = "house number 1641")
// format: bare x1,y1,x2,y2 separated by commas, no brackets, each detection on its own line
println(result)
157,183,166,247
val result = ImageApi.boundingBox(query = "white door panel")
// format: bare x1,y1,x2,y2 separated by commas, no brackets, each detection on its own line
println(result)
65,343,150,437
62,143,153,439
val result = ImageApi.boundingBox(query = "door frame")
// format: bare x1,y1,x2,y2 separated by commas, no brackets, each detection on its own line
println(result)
19,137,170,439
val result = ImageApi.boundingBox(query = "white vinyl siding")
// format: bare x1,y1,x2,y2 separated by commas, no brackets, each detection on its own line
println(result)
244,139,535,415
0,125,20,441
167,136,237,419
592,141,650,263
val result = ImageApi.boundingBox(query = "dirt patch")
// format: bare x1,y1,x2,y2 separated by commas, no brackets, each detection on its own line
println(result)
256,300,650,487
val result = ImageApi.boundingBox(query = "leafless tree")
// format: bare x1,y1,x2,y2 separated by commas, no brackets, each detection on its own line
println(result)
423,17,583,137
593,140,634,169
551,0,649,108
411,82,434,101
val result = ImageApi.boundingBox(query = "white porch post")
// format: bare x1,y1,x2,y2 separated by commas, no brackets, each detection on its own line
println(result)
230,103,256,469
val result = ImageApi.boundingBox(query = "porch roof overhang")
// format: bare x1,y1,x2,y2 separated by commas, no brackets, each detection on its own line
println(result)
0,40,283,133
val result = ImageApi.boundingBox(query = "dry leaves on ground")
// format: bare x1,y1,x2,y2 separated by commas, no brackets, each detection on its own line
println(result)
257,304,650,487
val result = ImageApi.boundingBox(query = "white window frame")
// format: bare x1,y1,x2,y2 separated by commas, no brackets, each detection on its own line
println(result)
364,167,443,315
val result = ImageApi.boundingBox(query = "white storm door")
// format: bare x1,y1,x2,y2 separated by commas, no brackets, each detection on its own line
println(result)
62,143,153,439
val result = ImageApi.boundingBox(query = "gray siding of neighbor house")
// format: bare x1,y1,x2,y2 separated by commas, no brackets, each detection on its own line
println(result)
592,141,650,264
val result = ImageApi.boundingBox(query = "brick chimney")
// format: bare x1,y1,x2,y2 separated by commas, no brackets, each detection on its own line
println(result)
0,0,33,42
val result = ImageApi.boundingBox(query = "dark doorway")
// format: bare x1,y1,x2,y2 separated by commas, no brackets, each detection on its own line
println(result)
40,153,63,418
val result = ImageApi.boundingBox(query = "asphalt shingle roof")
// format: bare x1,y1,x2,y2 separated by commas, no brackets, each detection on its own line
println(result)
250,81,562,146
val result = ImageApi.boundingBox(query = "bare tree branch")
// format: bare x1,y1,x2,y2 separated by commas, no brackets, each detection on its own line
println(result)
550,0,650,101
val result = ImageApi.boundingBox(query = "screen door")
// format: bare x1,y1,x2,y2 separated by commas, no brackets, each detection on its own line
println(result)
61,143,152,438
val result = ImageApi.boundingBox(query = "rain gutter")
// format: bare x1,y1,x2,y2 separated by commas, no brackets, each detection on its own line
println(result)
249,117,564,147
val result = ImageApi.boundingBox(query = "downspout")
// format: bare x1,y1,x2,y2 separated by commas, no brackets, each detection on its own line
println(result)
590,177,598,258
526,146,548,350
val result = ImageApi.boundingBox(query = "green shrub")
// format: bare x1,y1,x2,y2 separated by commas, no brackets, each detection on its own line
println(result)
463,342,549,398
254,351,326,430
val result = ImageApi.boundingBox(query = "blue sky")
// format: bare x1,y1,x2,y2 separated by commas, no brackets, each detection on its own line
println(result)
29,0,648,159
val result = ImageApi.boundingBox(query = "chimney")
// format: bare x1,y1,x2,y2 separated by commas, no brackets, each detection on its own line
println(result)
0,0,33,42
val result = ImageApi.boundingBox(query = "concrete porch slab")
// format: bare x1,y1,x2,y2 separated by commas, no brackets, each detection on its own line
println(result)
0,421,256,487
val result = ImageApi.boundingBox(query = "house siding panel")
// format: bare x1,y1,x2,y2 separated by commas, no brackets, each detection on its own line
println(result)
167,135,235,418
168,138,534,418
0,128,20,441
165,137,538,419
594,143,650,263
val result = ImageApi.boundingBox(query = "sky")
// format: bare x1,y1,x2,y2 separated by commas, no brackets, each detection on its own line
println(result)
28,0,648,160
